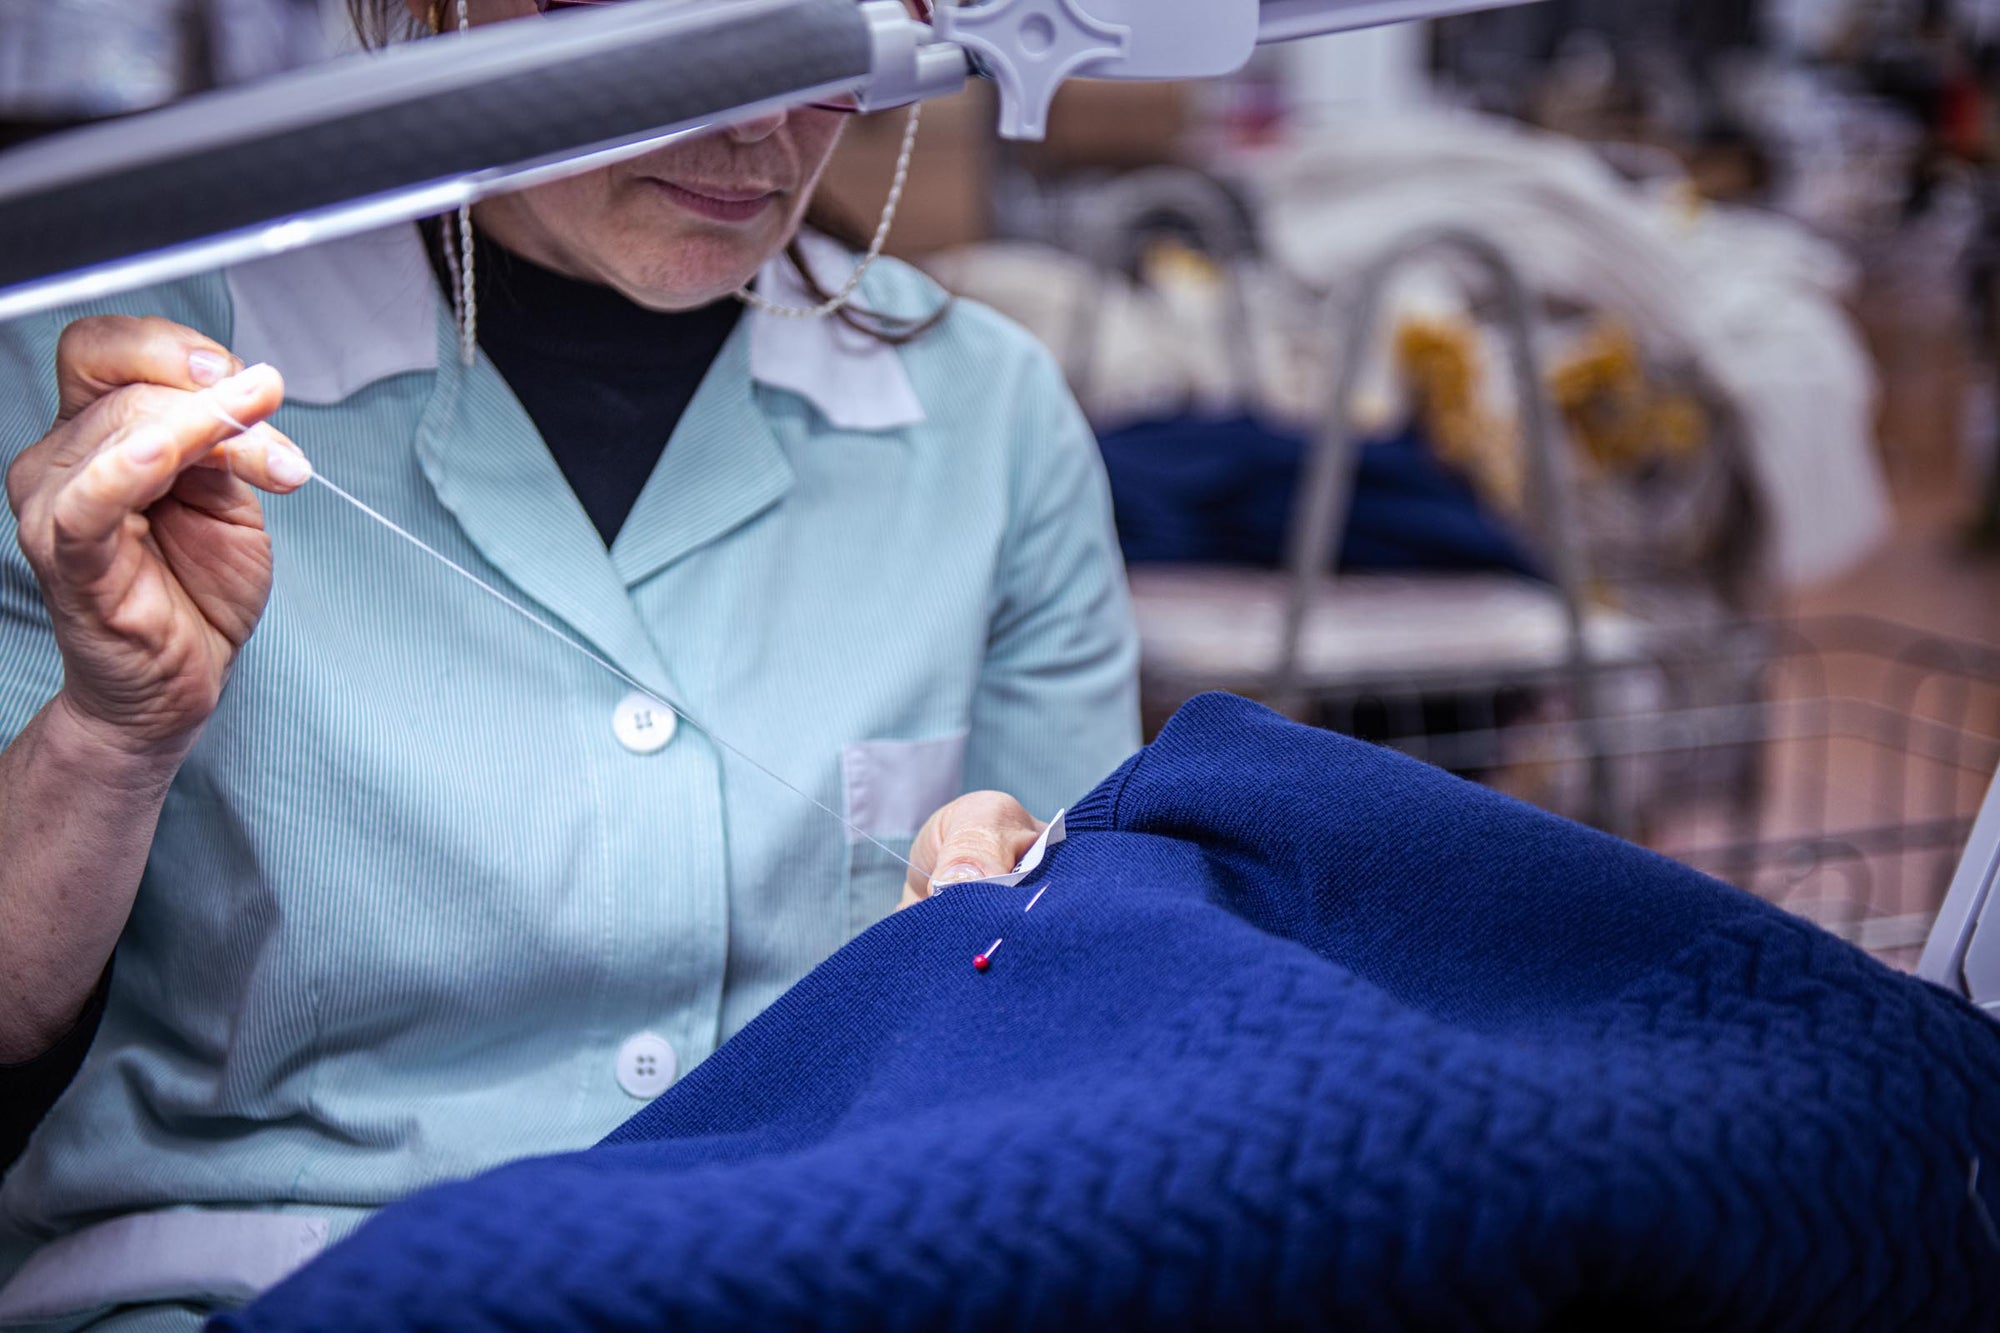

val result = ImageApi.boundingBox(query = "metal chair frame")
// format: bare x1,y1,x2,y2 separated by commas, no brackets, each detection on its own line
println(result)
1270,226,1617,826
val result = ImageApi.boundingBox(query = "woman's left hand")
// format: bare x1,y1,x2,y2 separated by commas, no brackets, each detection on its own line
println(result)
899,792,1047,910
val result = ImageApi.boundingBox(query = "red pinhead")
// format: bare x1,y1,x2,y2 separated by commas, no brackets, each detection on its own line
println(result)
973,954,991,973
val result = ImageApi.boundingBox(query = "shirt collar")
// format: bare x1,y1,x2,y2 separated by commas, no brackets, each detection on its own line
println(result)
225,224,925,430
741,231,926,431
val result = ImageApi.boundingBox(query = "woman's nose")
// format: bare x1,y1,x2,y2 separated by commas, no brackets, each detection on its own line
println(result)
726,110,788,144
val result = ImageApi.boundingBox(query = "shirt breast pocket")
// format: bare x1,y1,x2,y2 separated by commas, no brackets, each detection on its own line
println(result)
840,731,969,936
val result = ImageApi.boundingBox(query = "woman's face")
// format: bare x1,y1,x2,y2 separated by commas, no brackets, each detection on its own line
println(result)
419,0,849,309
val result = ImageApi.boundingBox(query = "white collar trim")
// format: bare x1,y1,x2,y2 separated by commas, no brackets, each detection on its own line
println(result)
742,232,926,431
226,225,438,407
225,225,925,431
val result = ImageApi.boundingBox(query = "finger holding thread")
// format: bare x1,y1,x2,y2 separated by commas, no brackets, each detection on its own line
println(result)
18,323,251,485
189,399,313,496
7,336,297,756
43,373,279,579
57,366,305,556
183,366,315,494
899,791,1045,909
53,313,239,423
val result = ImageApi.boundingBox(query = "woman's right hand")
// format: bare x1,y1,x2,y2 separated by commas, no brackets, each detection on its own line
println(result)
4,315,313,760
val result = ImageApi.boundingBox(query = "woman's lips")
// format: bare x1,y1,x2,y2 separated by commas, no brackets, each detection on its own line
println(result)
650,179,779,223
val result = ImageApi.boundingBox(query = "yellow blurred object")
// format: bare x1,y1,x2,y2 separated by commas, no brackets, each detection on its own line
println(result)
1391,315,1710,515
1395,317,1525,509
1549,321,1709,472
1667,179,1707,229
1140,237,1225,292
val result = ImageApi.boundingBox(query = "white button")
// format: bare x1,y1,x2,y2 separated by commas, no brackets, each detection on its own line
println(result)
612,692,677,755
616,1031,677,1099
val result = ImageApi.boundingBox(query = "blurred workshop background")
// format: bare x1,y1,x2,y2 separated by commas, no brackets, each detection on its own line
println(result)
7,0,2000,968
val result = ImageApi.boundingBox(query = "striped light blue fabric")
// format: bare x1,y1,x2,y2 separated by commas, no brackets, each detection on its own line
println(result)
0,243,1140,1321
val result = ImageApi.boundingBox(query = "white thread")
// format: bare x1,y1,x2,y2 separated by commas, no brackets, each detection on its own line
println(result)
736,103,922,320
199,397,918,875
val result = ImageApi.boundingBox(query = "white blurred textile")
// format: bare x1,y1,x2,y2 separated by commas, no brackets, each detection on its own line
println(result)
1257,112,1887,588
931,113,1890,589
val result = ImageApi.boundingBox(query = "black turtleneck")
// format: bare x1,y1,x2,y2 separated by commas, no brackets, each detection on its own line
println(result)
452,230,743,546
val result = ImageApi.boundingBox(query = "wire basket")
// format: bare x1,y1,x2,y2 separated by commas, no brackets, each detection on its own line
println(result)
1308,613,2000,972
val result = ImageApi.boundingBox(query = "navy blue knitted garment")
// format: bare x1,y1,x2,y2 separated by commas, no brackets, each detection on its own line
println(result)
1098,415,1544,579
225,694,2000,1331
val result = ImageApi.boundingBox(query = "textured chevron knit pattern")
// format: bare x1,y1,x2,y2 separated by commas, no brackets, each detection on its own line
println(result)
226,693,2000,1332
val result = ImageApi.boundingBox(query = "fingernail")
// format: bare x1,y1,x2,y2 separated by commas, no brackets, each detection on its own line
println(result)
266,440,312,486
124,435,166,465
933,863,986,887
216,362,276,408
188,349,232,386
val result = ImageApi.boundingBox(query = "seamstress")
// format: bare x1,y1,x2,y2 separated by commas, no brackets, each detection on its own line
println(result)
0,0,1139,1324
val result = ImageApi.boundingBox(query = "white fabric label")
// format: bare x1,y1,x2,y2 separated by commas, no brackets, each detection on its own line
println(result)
840,732,970,843
0,1211,329,1324
932,809,1068,891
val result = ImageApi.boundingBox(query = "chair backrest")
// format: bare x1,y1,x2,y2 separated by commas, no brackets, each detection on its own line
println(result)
1920,772,2000,1018
1060,166,1261,413
1272,229,1590,687
1268,227,1623,832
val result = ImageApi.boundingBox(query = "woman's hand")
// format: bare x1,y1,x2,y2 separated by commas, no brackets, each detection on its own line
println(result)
0,316,315,1058
899,791,1048,910
5,316,312,759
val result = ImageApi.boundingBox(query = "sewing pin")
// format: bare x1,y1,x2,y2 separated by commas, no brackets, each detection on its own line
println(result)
973,938,1003,973
1024,882,1051,913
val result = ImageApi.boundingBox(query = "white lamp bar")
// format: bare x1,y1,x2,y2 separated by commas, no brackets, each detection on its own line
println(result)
1258,0,1539,43
0,0,1541,323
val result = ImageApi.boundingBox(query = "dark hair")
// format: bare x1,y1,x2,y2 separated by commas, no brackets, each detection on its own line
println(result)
346,0,949,345
791,195,950,346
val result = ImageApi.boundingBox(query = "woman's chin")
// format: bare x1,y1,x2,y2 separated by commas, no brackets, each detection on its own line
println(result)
611,237,772,311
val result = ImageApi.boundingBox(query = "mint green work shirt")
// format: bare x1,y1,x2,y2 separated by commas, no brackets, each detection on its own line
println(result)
0,228,1140,1321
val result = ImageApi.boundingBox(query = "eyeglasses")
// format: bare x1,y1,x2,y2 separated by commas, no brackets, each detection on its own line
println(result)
529,0,934,113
